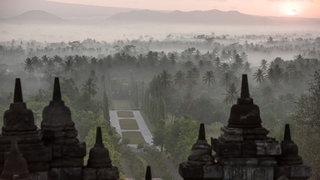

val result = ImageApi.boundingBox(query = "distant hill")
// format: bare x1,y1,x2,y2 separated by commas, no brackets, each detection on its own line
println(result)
107,9,320,25
107,9,271,25
0,0,133,19
4,10,65,24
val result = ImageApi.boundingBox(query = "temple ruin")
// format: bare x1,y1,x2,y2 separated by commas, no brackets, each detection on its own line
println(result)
179,74,311,179
0,75,312,179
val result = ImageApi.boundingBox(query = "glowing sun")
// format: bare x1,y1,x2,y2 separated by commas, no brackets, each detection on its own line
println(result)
285,8,298,16
283,3,300,16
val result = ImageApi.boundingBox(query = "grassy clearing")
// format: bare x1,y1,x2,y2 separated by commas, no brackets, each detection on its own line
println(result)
112,100,132,110
122,131,145,144
119,119,139,130
117,111,134,118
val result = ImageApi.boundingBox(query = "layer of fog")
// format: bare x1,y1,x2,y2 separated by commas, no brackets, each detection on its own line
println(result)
1,22,319,42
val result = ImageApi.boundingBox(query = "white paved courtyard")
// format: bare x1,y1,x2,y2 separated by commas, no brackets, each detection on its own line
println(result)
109,110,153,145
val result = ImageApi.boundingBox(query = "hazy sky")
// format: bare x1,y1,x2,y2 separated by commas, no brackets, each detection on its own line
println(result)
48,0,320,18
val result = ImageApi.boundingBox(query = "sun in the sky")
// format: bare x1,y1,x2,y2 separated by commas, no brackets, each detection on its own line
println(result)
285,8,298,16
282,2,300,16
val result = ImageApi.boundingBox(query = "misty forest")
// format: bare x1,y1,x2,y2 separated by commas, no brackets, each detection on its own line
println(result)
1,1,320,179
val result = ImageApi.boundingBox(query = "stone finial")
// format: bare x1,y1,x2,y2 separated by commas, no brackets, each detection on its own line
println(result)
41,77,75,129
284,124,291,142
145,166,152,180
198,123,206,141
83,127,119,179
53,77,62,101
179,124,214,179
87,127,112,168
186,124,213,165
14,78,23,103
41,77,85,168
227,74,262,129
277,124,311,180
95,127,103,147
2,79,37,135
0,140,30,179
280,124,303,165
240,74,250,99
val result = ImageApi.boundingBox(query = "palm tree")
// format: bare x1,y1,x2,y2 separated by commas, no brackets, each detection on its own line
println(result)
174,70,185,87
224,83,238,104
243,62,251,73
64,59,73,73
159,70,171,89
253,68,266,84
32,56,43,69
82,77,97,97
24,58,34,72
268,64,282,85
186,67,199,88
260,59,268,71
202,70,215,88
220,71,236,88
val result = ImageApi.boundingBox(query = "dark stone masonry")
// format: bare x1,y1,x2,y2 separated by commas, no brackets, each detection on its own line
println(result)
179,74,311,180
0,78,118,180
0,74,312,180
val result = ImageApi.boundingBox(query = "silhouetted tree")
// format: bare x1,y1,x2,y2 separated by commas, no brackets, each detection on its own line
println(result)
224,83,238,104
253,68,266,84
202,70,215,88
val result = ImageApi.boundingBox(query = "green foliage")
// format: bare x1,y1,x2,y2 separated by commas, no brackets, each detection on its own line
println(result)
253,68,266,84
26,100,47,126
74,110,100,140
119,119,139,130
187,95,227,124
2,37,320,179
143,146,176,179
82,70,98,97
293,70,320,178
224,83,238,104
103,91,110,121
202,70,215,88
164,116,199,162
112,100,132,110
122,131,145,144
117,111,134,118
122,147,145,179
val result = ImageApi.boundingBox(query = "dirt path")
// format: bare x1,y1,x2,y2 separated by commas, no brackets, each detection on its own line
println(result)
122,155,134,179
135,149,182,180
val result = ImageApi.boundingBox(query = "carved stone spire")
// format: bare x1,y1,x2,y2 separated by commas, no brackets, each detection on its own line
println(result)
42,77,75,130
280,124,303,165
275,124,311,180
84,127,119,180
198,123,206,141
95,126,103,147
227,74,262,129
87,127,112,168
186,123,213,165
240,74,250,99
179,124,214,179
2,78,37,135
53,77,62,101
0,140,30,179
0,78,50,173
41,77,85,168
145,166,152,180
284,124,292,142
14,78,23,103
